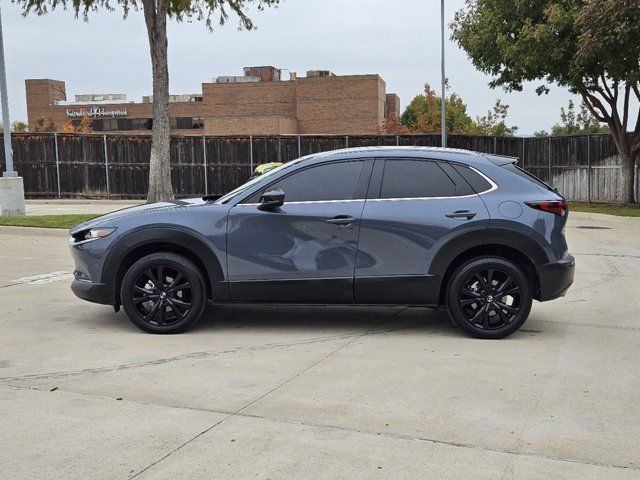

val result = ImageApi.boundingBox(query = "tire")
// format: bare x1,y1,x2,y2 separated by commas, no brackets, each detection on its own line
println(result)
120,252,207,334
446,256,533,339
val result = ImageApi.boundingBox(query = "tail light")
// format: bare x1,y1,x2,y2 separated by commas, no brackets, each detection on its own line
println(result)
525,200,567,216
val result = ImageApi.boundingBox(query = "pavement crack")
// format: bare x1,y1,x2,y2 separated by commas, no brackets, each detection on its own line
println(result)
535,318,640,332
0,333,358,382
573,252,640,259
128,307,407,479
0,319,428,383
4,381,636,475
0,271,73,289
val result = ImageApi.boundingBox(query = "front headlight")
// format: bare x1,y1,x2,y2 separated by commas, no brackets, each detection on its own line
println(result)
70,227,116,245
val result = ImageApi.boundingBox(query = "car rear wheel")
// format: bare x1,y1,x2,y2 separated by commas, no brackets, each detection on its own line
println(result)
120,252,207,334
446,257,532,339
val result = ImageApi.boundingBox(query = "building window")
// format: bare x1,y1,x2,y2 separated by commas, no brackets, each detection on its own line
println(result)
91,118,152,131
84,117,202,132
171,117,204,130
132,118,153,130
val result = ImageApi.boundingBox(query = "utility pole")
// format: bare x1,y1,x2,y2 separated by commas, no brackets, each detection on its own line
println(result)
440,0,447,148
0,3,25,216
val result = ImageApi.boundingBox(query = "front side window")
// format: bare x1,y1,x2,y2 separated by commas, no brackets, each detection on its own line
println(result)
217,156,310,204
269,161,364,202
380,160,456,199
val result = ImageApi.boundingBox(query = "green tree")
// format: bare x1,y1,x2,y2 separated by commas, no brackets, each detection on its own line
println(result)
15,0,279,202
452,0,640,203
401,83,475,134
11,121,29,133
551,100,609,136
473,99,518,136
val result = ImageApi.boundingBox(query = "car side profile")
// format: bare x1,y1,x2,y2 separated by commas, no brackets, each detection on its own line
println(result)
69,147,575,339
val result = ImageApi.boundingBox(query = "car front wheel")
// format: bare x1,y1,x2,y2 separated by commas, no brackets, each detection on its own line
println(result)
120,252,207,334
446,257,533,339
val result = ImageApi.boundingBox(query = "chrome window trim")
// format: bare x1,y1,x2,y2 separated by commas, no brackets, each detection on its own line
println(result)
234,165,498,206
468,166,498,194
368,194,476,202
237,199,365,207
368,165,497,202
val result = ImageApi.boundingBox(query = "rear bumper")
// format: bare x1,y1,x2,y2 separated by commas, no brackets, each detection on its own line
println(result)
537,254,575,301
71,279,113,305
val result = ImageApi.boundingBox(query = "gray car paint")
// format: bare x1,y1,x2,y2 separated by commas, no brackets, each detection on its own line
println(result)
69,146,571,307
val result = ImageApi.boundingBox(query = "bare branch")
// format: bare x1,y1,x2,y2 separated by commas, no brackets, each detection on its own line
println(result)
631,83,640,145
622,82,631,131
577,85,610,123
632,82,640,104
599,75,615,104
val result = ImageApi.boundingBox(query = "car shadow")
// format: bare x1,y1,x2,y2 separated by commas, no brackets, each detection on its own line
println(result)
191,304,457,335
84,304,545,339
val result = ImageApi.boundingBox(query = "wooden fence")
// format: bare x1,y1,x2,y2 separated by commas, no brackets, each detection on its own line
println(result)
0,133,638,203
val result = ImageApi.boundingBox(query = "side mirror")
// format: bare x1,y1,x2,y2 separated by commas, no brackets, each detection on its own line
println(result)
258,188,285,211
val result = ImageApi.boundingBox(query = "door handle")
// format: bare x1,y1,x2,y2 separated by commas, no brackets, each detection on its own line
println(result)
446,210,477,220
325,215,356,226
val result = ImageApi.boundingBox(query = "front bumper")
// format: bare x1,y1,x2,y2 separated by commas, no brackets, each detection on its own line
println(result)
71,279,113,305
537,254,575,301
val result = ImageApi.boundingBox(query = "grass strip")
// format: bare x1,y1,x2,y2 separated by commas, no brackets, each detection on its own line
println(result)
0,214,99,229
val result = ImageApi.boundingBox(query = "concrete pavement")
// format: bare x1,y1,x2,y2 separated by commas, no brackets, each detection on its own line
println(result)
24,199,141,216
0,211,639,479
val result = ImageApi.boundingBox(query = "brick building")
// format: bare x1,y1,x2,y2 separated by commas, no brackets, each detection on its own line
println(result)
25,66,400,135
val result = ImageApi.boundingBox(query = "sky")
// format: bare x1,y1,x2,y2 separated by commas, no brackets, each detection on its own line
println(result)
3,0,594,135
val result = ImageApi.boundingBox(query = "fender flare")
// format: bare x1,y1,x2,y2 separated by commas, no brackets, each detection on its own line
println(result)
101,225,228,303
428,226,548,279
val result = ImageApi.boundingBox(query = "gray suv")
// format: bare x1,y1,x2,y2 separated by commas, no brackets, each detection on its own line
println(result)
69,147,575,339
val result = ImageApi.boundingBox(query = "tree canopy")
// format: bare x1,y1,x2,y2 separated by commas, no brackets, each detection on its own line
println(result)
0,121,29,133
14,0,279,30
14,0,280,202
388,83,517,137
451,0,640,203
473,99,518,136
535,100,610,137
400,83,475,135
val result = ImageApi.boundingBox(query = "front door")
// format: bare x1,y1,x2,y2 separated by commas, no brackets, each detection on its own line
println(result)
226,159,371,302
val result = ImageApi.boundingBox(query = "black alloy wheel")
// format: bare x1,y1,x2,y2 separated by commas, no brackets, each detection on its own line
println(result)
121,252,207,333
447,257,532,339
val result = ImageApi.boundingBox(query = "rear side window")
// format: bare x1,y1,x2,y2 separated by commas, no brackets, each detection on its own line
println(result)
452,164,493,193
380,160,456,199
501,163,555,192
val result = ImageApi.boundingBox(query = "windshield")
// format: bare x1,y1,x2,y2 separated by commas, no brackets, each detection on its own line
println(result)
215,155,312,204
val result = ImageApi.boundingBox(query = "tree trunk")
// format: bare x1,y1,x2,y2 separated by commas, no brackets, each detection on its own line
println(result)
620,152,637,204
606,123,636,204
143,0,173,203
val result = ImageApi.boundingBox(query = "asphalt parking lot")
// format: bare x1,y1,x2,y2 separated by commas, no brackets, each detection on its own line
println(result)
1,210,639,479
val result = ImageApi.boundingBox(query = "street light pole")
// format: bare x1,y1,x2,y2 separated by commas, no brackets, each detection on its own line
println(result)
440,0,447,148
0,4,14,176
0,3,25,215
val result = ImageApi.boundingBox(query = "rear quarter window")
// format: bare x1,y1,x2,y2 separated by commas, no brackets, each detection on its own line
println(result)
501,163,555,192
452,164,493,193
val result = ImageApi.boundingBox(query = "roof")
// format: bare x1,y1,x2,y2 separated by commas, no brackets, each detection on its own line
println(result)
307,146,510,166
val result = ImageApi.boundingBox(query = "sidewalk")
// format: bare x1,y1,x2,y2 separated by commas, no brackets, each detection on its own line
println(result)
25,199,143,216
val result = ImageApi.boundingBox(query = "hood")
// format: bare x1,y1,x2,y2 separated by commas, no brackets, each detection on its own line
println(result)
69,198,206,235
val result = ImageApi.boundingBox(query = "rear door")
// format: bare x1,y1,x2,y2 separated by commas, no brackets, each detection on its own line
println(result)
354,158,491,304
